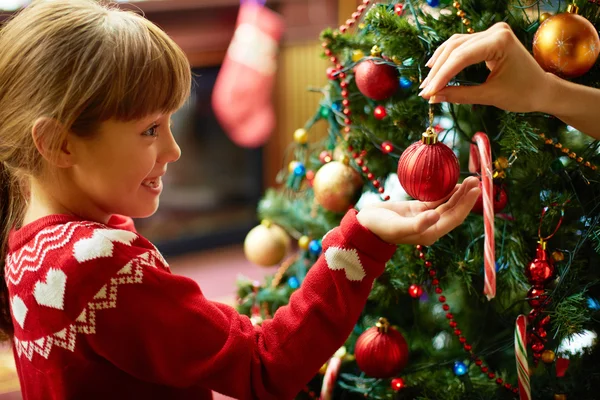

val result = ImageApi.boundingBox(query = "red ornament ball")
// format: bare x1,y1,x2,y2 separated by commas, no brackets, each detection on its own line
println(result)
471,181,508,214
354,60,399,100
381,141,394,154
326,67,337,80
408,284,423,299
355,318,409,378
394,4,404,16
526,244,556,286
527,287,549,309
397,136,460,202
374,105,387,120
391,377,405,391
319,150,332,164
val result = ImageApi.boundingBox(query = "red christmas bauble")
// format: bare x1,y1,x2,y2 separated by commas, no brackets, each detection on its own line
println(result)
354,60,399,100
527,287,548,309
355,318,409,378
525,244,556,286
408,284,423,299
397,135,460,202
471,181,508,214
391,377,405,391
374,105,387,120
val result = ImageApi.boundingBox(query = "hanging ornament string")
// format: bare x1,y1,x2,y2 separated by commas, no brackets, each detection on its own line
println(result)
416,246,518,396
514,315,532,400
469,132,496,300
538,202,567,243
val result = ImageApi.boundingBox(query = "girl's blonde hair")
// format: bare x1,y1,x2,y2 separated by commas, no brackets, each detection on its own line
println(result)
0,0,191,338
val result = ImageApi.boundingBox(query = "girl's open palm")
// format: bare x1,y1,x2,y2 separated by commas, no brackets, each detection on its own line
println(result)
357,177,480,246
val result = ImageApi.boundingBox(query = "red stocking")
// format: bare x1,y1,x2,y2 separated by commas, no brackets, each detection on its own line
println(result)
212,3,284,148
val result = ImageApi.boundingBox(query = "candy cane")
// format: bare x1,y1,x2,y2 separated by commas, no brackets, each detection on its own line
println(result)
320,354,342,400
469,132,496,300
515,315,531,400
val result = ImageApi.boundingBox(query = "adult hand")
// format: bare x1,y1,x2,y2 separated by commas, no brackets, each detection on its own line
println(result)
356,176,480,246
419,22,551,113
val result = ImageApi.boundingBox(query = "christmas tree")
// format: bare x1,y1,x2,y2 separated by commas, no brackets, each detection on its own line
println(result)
237,1,600,399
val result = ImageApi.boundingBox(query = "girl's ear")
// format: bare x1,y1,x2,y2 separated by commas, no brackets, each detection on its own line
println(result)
31,118,74,168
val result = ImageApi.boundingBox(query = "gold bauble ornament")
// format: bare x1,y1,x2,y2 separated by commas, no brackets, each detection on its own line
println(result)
554,395,567,400
541,349,556,364
533,4,600,78
313,161,363,213
352,49,365,62
244,220,290,267
293,128,308,144
540,12,552,23
298,235,310,250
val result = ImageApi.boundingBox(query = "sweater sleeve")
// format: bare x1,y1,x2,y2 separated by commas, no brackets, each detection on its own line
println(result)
85,209,397,399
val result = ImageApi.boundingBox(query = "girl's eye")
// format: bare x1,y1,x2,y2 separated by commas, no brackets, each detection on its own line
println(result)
143,124,159,137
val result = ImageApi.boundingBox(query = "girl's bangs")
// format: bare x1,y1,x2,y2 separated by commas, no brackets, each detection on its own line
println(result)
94,13,192,123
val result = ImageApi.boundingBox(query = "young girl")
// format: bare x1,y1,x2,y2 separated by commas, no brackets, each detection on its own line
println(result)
0,1,480,399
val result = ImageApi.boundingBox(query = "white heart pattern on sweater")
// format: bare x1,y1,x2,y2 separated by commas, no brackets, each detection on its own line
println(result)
11,295,28,328
325,247,366,282
73,229,137,263
33,268,67,310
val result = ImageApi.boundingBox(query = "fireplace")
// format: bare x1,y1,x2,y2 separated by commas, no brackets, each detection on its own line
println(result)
134,66,264,256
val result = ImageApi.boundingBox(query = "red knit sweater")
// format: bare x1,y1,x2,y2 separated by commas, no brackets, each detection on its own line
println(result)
5,210,396,400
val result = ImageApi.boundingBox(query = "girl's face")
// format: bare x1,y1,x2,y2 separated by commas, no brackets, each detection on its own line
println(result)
67,113,181,222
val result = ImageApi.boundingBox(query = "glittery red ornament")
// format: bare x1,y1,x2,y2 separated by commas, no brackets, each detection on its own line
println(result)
355,318,409,378
397,132,460,202
526,243,556,286
381,141,394,154
374,105,387,119
408,284,423,298
472,181,508,214
391,377,405,391
354,60,399,100
527,287,549,309
394,3,404,16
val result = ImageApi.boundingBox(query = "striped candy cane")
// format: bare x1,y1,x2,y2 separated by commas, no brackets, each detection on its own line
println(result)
320,349,344,400
515,315,531,400
469,132,496,300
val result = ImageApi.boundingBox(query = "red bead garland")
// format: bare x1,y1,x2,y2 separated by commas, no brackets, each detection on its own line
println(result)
322,0,390,202
415,245,519,396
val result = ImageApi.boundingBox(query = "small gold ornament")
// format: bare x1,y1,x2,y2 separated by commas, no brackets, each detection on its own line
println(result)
540,12,552,23
293,128,308,144
313,161,363,213
554,394,567,400
244,221,291,267
352,49,365,62
370,45,381,57
541,349,556,364
551,251,565,262
533,4,600,78
319,362,328,374
288,160,300,173
298,235,310,250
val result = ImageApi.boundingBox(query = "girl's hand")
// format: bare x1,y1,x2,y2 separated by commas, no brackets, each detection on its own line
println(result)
419,22,552,113
356,177,480,246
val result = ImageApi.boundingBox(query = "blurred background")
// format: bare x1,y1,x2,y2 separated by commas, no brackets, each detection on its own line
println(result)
0,0,361,398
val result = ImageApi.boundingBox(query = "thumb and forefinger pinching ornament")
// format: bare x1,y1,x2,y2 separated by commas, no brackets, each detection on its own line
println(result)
533,3,600,78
